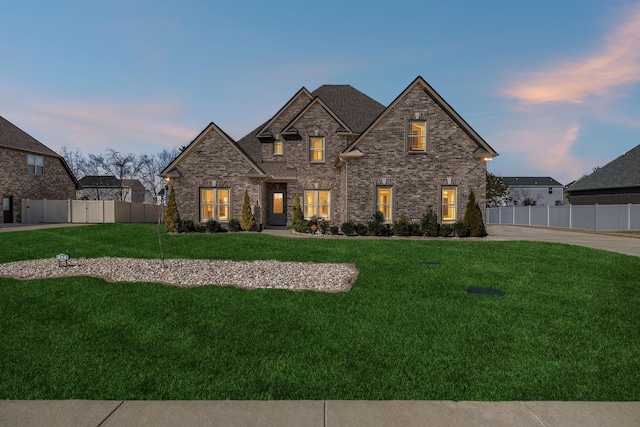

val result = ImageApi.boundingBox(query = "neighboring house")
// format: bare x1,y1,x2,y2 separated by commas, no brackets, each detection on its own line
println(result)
78,175,150,203
502,177,564,206
0,116,79,223
566,144,640,205
160,76,498,228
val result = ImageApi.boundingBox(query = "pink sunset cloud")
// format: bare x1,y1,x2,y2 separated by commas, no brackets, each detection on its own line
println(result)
504,2,640,103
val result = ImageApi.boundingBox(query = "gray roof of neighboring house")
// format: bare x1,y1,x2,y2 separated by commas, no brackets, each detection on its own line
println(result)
569,144,640,191
0,116,60,157
310,85,386,134
78,175,121,188
502,176,563,187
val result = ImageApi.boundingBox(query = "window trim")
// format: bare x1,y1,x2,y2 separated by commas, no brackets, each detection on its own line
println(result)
407,120,427,153
441,186,457,223
376,186,393,223
199,187,230,222
28,154,44,174
309,136,325,163
303,189,330,220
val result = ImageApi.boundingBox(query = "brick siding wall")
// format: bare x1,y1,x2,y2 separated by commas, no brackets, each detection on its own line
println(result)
0,148,77,223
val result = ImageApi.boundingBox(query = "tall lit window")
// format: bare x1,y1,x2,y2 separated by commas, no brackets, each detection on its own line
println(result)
377,187,393,222
274,140,283,156
408,121,426,152
309,137,325,163
442,187,457,222
200,188,230,221
304,190,330,219
28,155,44,174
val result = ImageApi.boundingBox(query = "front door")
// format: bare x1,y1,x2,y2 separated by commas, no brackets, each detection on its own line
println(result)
268,188,287,226
3,197,13,223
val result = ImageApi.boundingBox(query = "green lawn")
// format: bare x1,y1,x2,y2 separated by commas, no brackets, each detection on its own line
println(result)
1,224,639,400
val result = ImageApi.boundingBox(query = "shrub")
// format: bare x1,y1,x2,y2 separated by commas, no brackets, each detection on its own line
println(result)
194,224,206,233
393,216,419,236
453,220,470,237
355,222,368,236
179,219,195,233
329,225,340,235
205,219,222,233
463,190,487,237
367,211,386,236
439,223,454,237
227,218,242,232
318,219,329,235
420,207,440,237
241,190,255,231
292,193,303,223
292,219,311,233
340,221,356,236
164,186,181,233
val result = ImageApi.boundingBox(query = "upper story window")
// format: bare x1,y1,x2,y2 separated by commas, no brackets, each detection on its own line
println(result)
200,187,230,222
28,155,44,174
309,137,325,163
274,140,283,156
408,120,426,152
548,187,553,194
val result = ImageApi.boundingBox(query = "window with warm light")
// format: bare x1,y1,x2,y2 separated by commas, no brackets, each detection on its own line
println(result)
309,137,325,163
28,155,44,174
377,187,393,222
442,187,457,222
274,140,283,156
273,192,284,214
304,190,330,219
408,120,426,152
200,188,230,221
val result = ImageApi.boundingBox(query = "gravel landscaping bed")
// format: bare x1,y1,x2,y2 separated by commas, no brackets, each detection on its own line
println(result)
0,257,359,293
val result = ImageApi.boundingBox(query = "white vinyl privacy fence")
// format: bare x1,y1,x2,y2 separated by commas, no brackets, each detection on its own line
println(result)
487,204,640,231
21,199,161,224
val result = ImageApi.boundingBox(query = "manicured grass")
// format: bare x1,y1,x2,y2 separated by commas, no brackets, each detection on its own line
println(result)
1,224,639,400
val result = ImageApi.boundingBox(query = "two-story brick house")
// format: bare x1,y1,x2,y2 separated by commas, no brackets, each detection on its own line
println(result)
0,116,79,223
160,76,498,228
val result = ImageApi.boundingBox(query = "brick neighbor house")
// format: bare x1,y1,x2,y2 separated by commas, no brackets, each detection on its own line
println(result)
160,76,498,228
0,116,79,223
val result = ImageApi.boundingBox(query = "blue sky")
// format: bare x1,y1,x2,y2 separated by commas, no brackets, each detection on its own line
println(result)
1,0,639,184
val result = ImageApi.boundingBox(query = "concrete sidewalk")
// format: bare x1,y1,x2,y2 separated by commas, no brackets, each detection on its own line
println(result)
2,400,639,427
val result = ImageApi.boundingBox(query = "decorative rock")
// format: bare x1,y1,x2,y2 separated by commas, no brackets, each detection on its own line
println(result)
0,258,359,293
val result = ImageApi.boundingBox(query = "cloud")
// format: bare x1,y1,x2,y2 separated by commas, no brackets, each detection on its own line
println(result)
504,2,640,103
1,89,197,155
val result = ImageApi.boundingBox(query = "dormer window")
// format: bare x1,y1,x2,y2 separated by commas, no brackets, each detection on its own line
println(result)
310,137,325,163
274,140,283,156
408,120,426,152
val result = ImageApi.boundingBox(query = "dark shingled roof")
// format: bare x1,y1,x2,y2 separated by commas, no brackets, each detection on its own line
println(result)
311,85,385,134
502,177,563,187
569,144,640,191
0,116,60,157
78,175,121,188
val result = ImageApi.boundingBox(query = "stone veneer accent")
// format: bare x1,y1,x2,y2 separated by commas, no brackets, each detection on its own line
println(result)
0,148,77,223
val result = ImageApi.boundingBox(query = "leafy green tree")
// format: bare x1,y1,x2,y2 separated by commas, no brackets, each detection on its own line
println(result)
241,190,255,231
164,186,181,233
292,193,303,223
486,172,509,207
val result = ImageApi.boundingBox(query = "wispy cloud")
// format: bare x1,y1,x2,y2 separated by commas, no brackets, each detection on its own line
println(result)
494,2,640,183
504,2,640,103
1,89,197,155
